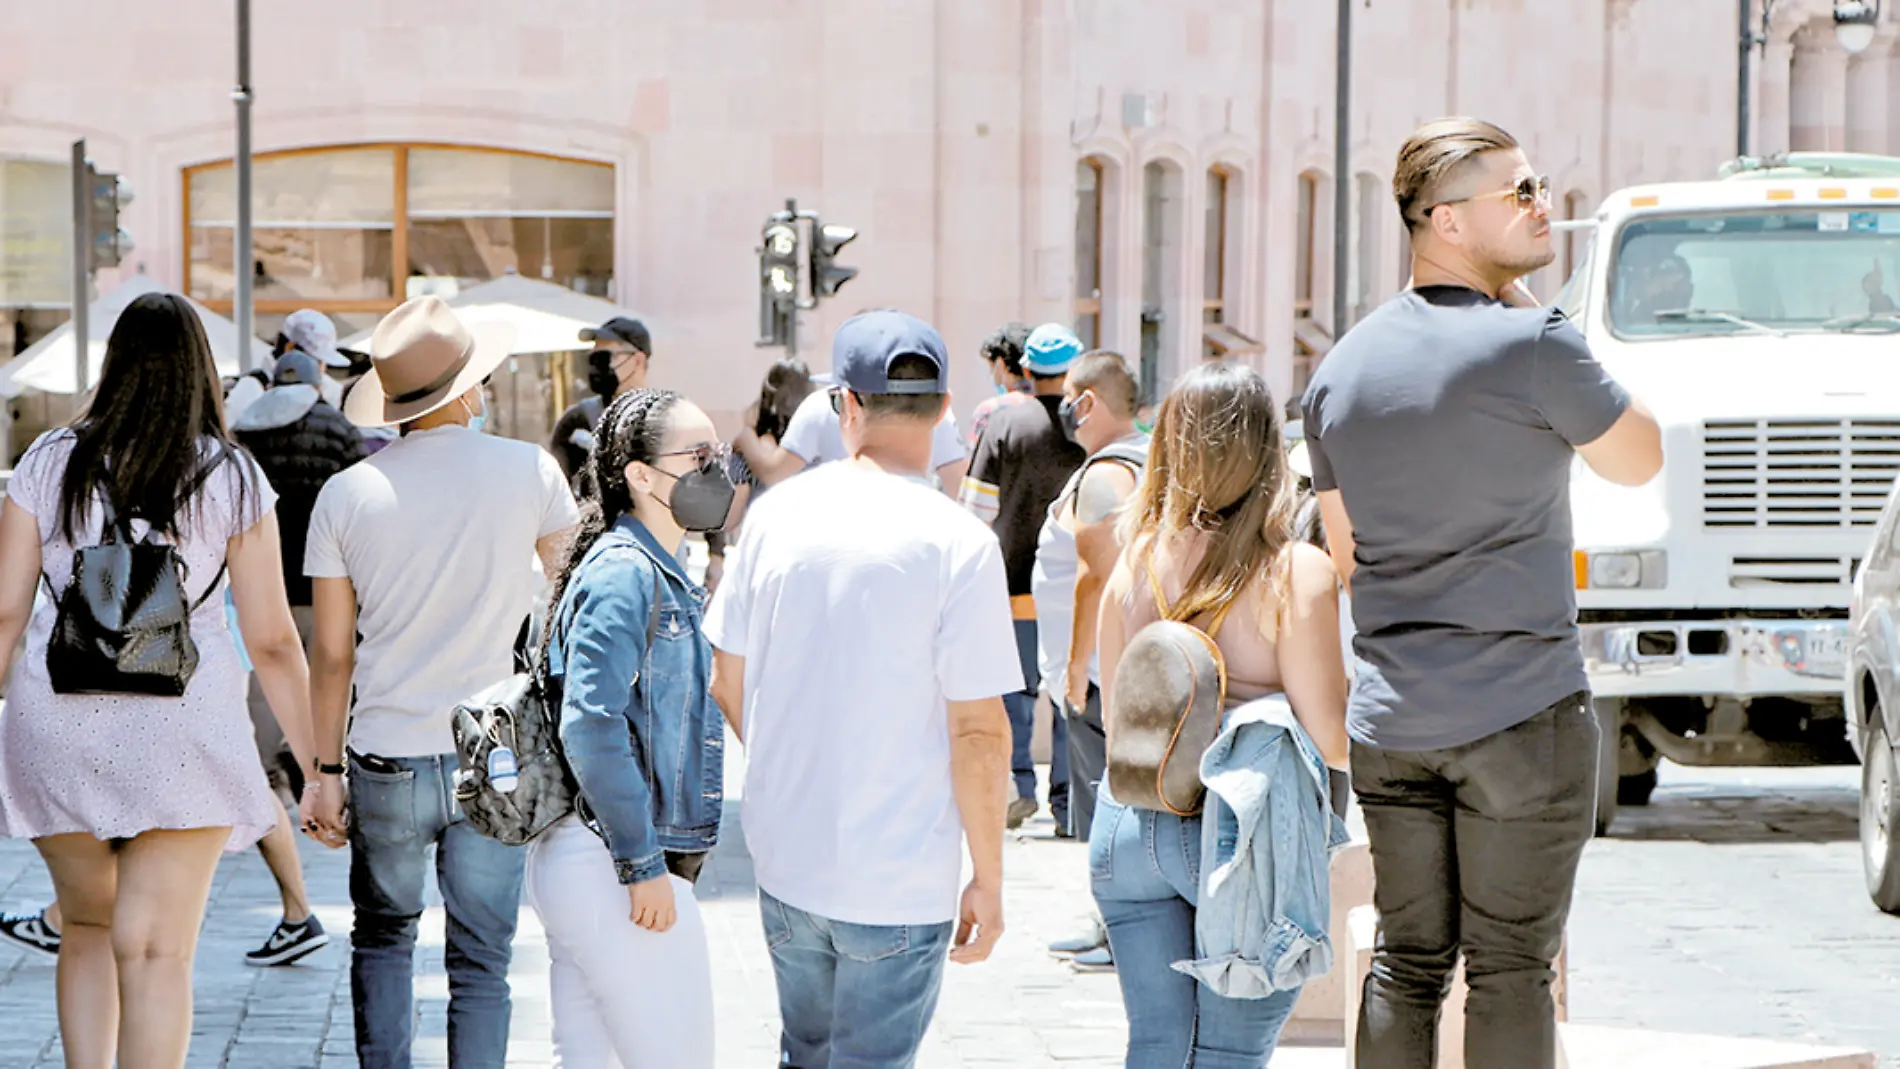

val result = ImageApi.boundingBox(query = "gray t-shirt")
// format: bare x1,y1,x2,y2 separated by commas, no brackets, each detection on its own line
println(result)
1301,286,1630,750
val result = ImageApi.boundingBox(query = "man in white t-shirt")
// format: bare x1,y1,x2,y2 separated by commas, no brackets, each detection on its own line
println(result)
706,310,1020,1068
301,296,580,1069
732,357,969,494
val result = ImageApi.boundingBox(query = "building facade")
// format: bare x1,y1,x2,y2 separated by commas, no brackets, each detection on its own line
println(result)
1,0,1894,443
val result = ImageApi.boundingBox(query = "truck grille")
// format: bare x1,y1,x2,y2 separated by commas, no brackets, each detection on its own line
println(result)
1728,555,1861,588
1701,419,1900,528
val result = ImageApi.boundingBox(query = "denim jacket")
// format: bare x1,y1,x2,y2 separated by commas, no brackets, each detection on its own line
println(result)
546,516,724,884
1174,695,1350,998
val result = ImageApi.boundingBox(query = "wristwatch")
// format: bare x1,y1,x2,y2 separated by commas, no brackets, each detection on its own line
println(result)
313,757,346,776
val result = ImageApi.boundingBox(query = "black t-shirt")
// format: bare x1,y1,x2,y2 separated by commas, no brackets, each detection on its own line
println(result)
550,396,607,481
966,395,1086,595
1301,286,1630,750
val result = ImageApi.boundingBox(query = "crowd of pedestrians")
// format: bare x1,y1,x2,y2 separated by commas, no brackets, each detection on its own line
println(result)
0,113,1662,1069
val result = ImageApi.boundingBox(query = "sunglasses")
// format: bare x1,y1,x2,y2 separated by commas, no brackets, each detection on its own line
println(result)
1429,174,1552,216
654,442,730,473
827,387,854,415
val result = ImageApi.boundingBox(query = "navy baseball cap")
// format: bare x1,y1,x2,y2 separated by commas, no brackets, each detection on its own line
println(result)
819,310,950,395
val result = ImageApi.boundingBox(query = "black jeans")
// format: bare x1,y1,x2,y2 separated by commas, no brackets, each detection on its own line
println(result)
1064,683,1106,841
1351,691,1596,1069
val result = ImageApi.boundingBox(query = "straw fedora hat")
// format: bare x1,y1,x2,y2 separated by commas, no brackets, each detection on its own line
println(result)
343,295,515,427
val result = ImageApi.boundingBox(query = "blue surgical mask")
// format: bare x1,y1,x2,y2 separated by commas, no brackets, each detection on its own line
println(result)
462,395,488,434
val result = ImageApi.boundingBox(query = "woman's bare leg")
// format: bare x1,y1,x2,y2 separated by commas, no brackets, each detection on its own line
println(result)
35,833,120,1069
111,827,228,1069
256,794,311,923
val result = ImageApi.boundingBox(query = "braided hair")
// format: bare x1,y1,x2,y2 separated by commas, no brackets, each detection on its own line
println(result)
546,387,684,620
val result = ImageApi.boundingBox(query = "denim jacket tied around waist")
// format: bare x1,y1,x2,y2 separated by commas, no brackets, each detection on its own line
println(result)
546,516,725,884
1173,694,1350,999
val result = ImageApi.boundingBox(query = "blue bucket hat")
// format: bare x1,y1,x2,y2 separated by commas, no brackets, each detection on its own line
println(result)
1023,323,1083,376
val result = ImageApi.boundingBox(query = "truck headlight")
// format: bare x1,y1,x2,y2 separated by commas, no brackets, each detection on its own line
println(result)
1576,550,1667,590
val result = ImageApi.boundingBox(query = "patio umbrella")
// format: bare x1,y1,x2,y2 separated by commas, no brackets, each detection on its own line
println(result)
340,275,642,356
0,274,270,397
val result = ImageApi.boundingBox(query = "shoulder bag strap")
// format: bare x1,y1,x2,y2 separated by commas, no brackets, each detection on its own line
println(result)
1147,550,1241,640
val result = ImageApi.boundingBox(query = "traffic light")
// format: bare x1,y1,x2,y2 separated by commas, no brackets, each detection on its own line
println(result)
809,220,858,299
86,164,133,270
756,212,799,348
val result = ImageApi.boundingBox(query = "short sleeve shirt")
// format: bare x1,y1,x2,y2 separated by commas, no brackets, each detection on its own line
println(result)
1301,287,1630,750
305,426,580,757
703,463,1022,926
963,396,1086,594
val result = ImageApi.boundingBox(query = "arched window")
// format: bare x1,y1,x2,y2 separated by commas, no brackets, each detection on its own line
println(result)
1292,170,1332,394
1075,158,1107,348
1295,171,1321,321
1140,160,1184,403
1352,172,1383,323
1204,166,1233,327
185,144,615,340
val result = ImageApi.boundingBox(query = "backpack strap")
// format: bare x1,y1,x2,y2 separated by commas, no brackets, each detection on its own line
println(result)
1144,554,1239,641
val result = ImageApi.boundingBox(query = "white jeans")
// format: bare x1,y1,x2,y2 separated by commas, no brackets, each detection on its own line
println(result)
527,816,714,1068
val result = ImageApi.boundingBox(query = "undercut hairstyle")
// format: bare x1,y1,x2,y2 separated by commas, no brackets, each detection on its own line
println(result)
855,354,946,422
1393,117,1520,234
979,323,1031,378
1067,350,1138,417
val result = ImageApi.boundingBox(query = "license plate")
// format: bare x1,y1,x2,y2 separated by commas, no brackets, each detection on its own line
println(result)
1777,629,1848,678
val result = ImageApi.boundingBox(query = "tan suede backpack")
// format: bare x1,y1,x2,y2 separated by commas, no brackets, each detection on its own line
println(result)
1104,558,1237,816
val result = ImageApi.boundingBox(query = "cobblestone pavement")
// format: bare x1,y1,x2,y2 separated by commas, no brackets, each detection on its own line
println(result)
0,757,1893,1067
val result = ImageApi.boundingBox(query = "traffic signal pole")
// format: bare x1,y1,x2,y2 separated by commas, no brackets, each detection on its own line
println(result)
234,0,255,371
70,139,88,397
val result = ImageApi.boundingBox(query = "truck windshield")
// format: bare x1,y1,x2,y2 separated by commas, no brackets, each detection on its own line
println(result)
1610,208,1900,337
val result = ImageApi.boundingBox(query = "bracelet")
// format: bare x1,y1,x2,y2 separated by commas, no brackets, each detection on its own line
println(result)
313,757,346,776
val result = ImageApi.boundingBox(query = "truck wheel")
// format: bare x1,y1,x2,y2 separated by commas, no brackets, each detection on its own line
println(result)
1617,768,1658,807
1594,698,1621,837
1862,718,1900,913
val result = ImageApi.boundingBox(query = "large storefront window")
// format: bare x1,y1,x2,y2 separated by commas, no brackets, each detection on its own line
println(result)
185,144,614,322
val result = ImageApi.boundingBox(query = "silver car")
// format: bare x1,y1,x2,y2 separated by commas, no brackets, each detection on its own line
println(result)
1848,479,1900,912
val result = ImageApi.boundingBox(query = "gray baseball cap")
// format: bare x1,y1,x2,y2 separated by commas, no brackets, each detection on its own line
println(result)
818,310,950,395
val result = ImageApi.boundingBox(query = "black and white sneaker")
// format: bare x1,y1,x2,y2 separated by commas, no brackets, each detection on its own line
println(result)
244,916,329,967
0,909,60,958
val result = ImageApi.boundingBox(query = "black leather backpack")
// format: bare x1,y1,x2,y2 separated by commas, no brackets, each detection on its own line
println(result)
45,504,223,698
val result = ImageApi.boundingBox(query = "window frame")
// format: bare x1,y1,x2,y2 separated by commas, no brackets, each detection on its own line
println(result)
1074,157,1107,344
182,142,614,320
1203,166,1232,325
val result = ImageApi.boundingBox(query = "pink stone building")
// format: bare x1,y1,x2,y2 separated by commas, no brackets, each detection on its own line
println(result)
1,0,1895,442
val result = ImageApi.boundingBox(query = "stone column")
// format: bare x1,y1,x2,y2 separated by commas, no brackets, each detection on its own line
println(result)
1756,37,1795,155
1789,26,1849,152
1846,30,1900,153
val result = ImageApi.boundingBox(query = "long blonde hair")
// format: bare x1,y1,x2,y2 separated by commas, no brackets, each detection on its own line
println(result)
1118,362,1298,632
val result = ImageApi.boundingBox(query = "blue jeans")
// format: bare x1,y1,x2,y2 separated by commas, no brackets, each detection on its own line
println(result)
760,889,955,1069
1091,789,1300,1069
1006,618,1069,820
347,752,525,1069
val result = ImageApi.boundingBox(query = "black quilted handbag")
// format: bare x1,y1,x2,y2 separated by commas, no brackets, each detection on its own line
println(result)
452,569,662,846
45,508,223,698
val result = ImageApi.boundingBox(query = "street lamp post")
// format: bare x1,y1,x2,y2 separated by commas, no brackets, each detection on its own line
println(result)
1331,0,1351,341
234,0,255,372
1835,0,1882,53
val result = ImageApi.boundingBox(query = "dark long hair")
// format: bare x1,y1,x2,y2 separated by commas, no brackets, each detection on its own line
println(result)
1119,362,1297,633
546,387,684,618
753,357,814,442
51,292,254,541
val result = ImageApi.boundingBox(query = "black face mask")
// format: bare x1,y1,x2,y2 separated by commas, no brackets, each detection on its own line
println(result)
655,464,737,533
1057,396,1087,444
587,362,621,398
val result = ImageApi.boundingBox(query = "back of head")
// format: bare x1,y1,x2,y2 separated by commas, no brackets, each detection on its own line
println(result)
980,323,1031,378
272,349,323,389
1121,362,1295,624
857,355,947,423
1067,350,1138,419
756,357,815,440
58,291,246,540
1392,116,1520,237
831,310,950,425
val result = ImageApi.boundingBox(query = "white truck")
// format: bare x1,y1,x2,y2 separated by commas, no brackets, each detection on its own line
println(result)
1560,152,1900,833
